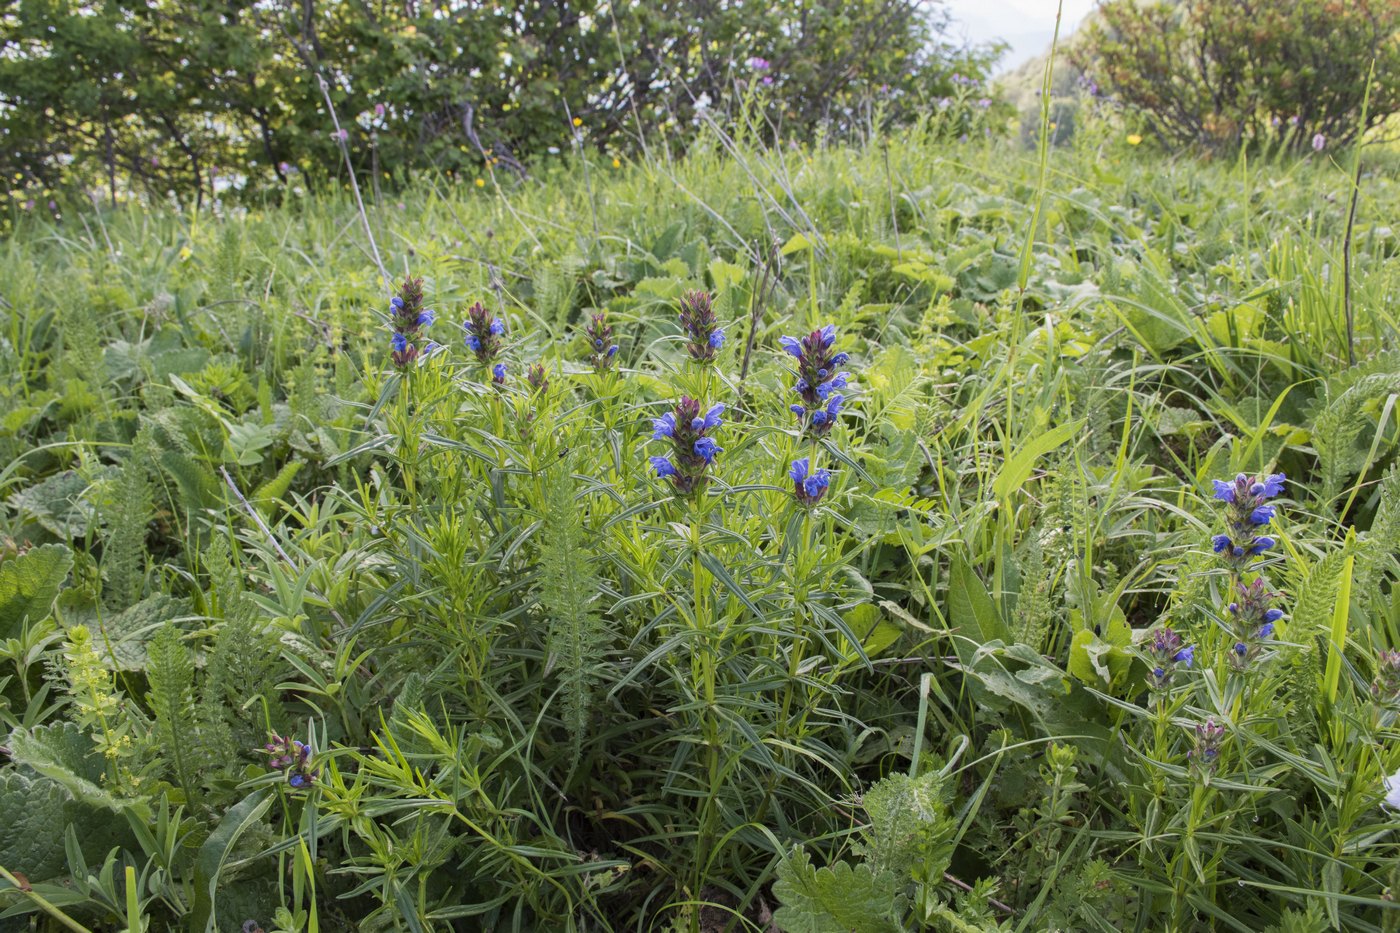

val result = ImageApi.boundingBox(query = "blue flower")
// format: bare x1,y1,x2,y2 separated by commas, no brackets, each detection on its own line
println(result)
709,329,725,349
1212,479,1236,502
650,456,677,478
694,437,722,464
1212,534,1232,553
391,333,408,352
779,336,803,357
830,352,850,366
1174,646,1195,667
652,413,676,439
790,457,832,505
606,345,619,358
289,773,308,788
690,403,724,433
818,324,836,346
417,309,436,327
1234,642,1248,657
1249,505,1275,526
1249,536,1275,555
489,318,505,335
1257,622,1275,639
790,404,806,417
1258,473,1286,498
492,362,507,384
1152,666,1166,680
1263,608,1284,623
816,372,850,399
466,333,482,351
390,296,405,312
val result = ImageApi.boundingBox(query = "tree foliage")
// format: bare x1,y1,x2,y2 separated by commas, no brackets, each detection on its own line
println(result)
1076,0,1400,153
0,0,997,208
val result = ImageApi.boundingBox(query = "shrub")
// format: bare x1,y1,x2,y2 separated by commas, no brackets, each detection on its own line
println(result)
0,0,999,209
1075,0,1400,154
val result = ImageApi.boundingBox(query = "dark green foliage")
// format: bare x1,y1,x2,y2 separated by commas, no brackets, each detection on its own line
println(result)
0,0,999,210
1078,0,1400,153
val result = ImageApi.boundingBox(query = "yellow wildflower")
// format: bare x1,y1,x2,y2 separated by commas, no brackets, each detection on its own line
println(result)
1127,133,1143,146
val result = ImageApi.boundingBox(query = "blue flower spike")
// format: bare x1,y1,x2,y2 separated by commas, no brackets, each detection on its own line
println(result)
789,457,832,507
647,396,723,497
780,325,855,438
1209,472,1285,567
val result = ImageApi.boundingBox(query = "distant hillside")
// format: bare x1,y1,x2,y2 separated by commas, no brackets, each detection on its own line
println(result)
995,0,1181,112
994,8,1100,113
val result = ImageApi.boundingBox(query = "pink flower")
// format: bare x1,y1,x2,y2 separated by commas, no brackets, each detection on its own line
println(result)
332,128,349,143
1312,133,1326,152
375,103,386,118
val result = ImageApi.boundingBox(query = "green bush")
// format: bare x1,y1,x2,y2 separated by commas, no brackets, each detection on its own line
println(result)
1075,0,1400,153
0,0,999,210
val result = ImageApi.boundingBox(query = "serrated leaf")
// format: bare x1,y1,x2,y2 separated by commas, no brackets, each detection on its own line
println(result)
857,771,955,881
0,770,73,880
63,593,194,671
772,847,903,933
0,544,73,639
8,471,101,539
5,722,127,812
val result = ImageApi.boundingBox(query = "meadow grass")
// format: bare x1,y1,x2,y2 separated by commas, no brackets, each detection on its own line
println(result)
1,117,1399,931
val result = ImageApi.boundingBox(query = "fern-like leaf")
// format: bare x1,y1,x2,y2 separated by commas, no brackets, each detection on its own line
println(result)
538,465,606,766
146,623,203,807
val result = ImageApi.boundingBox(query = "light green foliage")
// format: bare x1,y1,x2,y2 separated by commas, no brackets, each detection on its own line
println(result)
538,465,607,764
0,544,72,638
145,624,203,805
1310,355,1400,501
0,114,1398,931
856,772,957,883
101,434,154,609
773,847,904,933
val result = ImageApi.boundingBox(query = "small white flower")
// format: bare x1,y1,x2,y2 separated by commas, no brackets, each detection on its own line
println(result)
1383,768,1400,809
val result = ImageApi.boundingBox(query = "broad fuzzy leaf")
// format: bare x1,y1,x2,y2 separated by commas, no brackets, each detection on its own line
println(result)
0,544,72,639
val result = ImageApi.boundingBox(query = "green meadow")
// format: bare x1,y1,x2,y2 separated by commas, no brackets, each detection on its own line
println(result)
2,116,1399,930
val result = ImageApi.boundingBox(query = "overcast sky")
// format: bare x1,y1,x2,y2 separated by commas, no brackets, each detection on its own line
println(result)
942,0,1098,72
